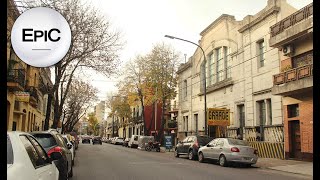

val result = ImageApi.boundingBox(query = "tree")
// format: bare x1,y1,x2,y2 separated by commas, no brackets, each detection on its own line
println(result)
22,0,123,130
88,112,99,136
117,55,157,135
61,79,98,133
146,43,180,142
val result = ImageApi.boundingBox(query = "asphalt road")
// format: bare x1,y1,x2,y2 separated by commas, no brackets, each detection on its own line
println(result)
70,143,311,180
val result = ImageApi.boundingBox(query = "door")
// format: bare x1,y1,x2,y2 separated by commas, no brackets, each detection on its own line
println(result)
205,139,218,159
211,139,224,160
208,126,217,138
289,120,301,159
20,135,57,180
238,104,245,139
179,137,190,153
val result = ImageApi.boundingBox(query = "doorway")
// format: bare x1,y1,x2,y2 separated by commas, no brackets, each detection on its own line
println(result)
289,120,301,159
208,126,217,138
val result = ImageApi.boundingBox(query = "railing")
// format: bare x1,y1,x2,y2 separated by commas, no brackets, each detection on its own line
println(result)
7,69,26,87
167,120,177,128
270,3,313,37
27,86,39,100
273,64,313,85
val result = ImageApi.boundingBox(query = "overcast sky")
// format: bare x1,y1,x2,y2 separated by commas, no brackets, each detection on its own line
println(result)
85,0,312,103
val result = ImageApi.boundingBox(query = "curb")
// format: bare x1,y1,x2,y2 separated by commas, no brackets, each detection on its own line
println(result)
265,167,313,177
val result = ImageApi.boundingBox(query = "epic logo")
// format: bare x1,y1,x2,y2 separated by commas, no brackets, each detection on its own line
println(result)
11,7,71,67
22,28,61,42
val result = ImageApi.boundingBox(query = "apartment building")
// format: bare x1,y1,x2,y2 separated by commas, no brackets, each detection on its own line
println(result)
7,0,54,132
176,0,300,159
270,3,313,161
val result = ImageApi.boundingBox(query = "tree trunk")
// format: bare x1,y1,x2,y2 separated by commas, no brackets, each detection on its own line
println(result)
157,98,166,143
44,93,53,130
52,88,60,128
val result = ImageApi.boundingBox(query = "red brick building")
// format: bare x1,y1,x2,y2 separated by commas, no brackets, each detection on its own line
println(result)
270,3,313,161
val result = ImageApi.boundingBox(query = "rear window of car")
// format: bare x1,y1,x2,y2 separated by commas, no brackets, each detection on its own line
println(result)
197,136,214,145
228,139,249,146
32,134,57,148
7,135,13,164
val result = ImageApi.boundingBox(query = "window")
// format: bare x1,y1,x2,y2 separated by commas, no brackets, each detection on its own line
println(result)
217,139,224,147
183,80,187,99
28,136,50,165
20,135,45,168
182,137,189,143
208,53,216,85
258,101,266,125
194,114,198,134
267,99,272,125
209,139,218,146
56,134,67,148
257,40,265,67
288,104,299,118
225,47,232,78
216,48,224,82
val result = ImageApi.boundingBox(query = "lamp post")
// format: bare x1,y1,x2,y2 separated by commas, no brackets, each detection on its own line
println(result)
164,35,207,136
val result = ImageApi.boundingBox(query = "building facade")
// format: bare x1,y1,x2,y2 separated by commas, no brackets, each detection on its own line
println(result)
7,0,54,132
270,3,313,161
176,0,300,159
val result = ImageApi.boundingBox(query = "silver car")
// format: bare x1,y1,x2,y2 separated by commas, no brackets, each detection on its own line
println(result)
198,138,258,167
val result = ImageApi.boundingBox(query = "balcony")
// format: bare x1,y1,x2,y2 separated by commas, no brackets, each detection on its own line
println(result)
26,86,39,107
167,120,177,129
272,64,312,96
269,3,313,47
7,69,26,91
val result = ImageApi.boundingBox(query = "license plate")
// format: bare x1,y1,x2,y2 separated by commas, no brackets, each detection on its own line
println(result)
243,157,252,160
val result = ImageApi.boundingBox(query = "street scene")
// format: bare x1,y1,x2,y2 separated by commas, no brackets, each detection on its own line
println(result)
7,0,313,180
71,142,311,180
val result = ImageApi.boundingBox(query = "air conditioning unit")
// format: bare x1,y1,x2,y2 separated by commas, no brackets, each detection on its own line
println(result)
282,45,293,56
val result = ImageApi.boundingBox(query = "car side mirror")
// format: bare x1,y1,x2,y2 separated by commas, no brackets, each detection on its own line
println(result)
206,144,211,147
50,152,63,160
67,143,72,149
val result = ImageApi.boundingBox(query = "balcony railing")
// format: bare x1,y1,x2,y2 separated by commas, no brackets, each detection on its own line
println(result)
167,120,177,129
273,64,313,85
7,69,26,88
270,3,313,37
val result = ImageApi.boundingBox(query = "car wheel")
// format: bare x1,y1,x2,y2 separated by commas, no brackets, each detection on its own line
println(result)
198,152,205,163
219,155,228,167
188,150,194,160
68,165,73,177
174,148,179,158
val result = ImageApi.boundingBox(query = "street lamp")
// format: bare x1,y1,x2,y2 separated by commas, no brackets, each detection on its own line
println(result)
164,35,208,136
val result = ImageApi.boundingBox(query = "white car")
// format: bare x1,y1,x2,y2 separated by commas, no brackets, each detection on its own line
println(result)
62,135,75,166
7,131,59,180
114,137,124,145
128,135,140,148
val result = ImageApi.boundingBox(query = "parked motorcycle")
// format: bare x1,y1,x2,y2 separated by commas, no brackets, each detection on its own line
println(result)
145,141,161,152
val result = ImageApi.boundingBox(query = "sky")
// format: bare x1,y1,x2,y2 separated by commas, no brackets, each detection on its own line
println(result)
84,0,312,103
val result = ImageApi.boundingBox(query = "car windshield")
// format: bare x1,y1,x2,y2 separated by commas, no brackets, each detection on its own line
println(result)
7,134,13,164
197,136,214,146
228,138,250,146
32,134,57,148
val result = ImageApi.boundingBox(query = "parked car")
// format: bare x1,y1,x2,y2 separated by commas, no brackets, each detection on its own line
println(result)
174,135,213,160
111,137,118,144
128,135,140,148
82,136,91,144
114,137,124,145
69,132,79,150
92,136,102,145
198,138,258,167
7,131,59,180
30,130,73,180
62,135,75,165
123,138,130,147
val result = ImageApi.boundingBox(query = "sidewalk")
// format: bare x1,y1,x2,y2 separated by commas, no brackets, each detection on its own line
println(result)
160,147,313,176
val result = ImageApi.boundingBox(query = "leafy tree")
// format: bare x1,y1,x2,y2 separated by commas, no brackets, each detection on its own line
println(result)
88,112,99,136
